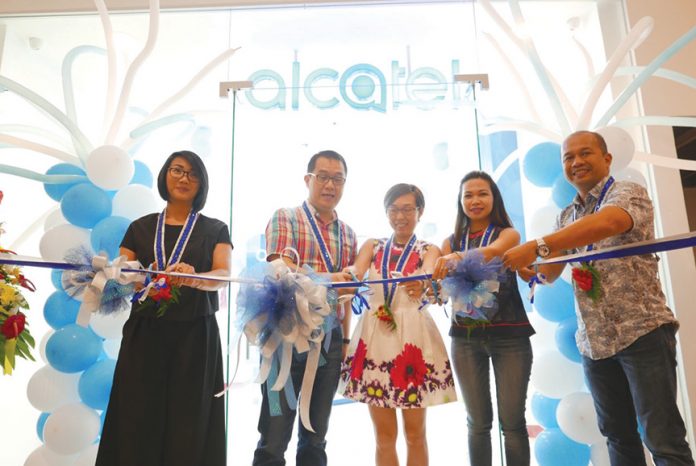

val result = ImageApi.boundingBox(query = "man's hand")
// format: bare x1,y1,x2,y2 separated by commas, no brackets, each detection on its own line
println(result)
502,241,537,272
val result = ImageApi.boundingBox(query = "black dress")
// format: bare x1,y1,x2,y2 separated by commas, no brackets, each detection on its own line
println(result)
96,213,232,466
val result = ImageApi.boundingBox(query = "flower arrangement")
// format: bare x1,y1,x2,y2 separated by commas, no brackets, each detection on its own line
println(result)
132,273,180,317
0,220,36,375
374,303,397,331
572,263,601,302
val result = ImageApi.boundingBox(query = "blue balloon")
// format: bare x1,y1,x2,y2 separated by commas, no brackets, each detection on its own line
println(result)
535,428,591,466
43,163,87,201
531,392,560,428
90,216,130,259
46,324,103,373
37,412,50,441
61,183,112,229
523,142,562,187
552,175,576,208
556,317,581,363
43,290,80,329
534,280,576,323
50,269,64,290
130,160,154,187
78,358,117,410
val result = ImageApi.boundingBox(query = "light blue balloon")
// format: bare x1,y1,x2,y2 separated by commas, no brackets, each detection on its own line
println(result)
534,280,576,323
61,183,112,229
43,290,80,329
91,216,130,259
552,175,576,208
556,317,581,363
37,412,50,441
50,269,64,290
352,75,376,100
531,392,560,428
130,160,154,187
535,428,591,466
78,358,117,410
43,163,88,201
46,324,103,373
523,142,562,187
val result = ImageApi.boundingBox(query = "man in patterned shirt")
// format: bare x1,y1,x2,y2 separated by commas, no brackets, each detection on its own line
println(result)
253,150,357,466
503,131,694,465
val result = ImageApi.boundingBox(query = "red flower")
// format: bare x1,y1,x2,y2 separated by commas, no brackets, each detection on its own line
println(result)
350,339,367,381
390,343,427,391
1,313,26,339
151,285,172,302
572,267,593,292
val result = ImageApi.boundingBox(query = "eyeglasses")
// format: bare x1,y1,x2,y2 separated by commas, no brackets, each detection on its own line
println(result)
307,173,346,186
168,166,200,182
386,206,419,217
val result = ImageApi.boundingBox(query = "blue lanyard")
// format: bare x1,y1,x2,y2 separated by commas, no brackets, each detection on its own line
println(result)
573,176,615,253
154,209,199,270
459,224,496,252
381,234,417,307
302,201,344,273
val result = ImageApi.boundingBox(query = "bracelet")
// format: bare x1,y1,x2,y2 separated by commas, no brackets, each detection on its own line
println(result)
342,338,351,344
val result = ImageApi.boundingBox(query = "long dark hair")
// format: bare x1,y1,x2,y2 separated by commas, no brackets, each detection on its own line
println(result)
452,171,512,248
157,150,209,211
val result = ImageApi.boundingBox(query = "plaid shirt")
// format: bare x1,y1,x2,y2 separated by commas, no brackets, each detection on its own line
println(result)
265,201,357,273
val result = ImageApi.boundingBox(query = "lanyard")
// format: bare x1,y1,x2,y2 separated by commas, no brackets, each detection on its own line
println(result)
459,223,496,252
154,208,199,270
302,201,344,272
381,234,417,307
573,176,615,253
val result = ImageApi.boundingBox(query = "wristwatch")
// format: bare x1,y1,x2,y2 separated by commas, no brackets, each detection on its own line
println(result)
535,238,551,258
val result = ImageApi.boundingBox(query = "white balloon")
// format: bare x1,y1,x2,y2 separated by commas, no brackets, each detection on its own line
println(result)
85,145,134,190
38,330,55,363
43,209,67,231
530,350,584,398
74,443,99,466
557,392,604,444
527,311,558,352
615,167,647,188
590,441,610,466
103,338,123,359
90,311,129,340
43,403,101,455
39,224,92,262
112,184,159,220
24,446,77,466
26,365,81,412
526,204,560,242
596,126,635,172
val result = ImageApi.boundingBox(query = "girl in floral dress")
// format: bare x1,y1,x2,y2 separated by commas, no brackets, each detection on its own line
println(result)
342,183,456,466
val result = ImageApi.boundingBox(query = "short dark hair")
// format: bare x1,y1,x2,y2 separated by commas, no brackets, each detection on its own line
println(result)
307,150,348,175
452,171,513,248
383,183,425,211
157,150,209,211
566,130,608,154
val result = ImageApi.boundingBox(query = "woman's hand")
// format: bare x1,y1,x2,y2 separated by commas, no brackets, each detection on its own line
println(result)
166,262,198,288
399,277,426,302
431,252,461,281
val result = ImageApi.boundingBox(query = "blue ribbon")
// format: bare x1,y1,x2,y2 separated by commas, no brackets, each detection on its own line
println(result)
302,201,343,273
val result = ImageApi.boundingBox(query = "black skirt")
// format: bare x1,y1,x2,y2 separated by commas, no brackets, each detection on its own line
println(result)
96,313,226,466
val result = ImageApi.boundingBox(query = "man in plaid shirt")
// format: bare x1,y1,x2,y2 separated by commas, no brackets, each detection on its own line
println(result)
253,150,357,466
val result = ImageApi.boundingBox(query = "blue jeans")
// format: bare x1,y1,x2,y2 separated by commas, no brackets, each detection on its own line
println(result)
253,327,343,466
451,336,533,466
583,324,694,466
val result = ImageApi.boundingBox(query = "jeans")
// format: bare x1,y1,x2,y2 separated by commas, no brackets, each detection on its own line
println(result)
253,327,343,466
583,324,694,466
451,335,533,466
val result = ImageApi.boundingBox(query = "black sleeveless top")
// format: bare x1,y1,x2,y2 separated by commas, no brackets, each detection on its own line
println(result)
447,227,535,339
120,213,232,321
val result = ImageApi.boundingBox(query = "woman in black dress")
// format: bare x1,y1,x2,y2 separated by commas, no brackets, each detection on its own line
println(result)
97,150,232,466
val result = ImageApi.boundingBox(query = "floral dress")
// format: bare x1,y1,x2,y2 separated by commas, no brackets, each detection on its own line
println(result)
341,239,456,408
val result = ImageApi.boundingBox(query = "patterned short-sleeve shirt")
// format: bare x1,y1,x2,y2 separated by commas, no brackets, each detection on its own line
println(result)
555,176,677,360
